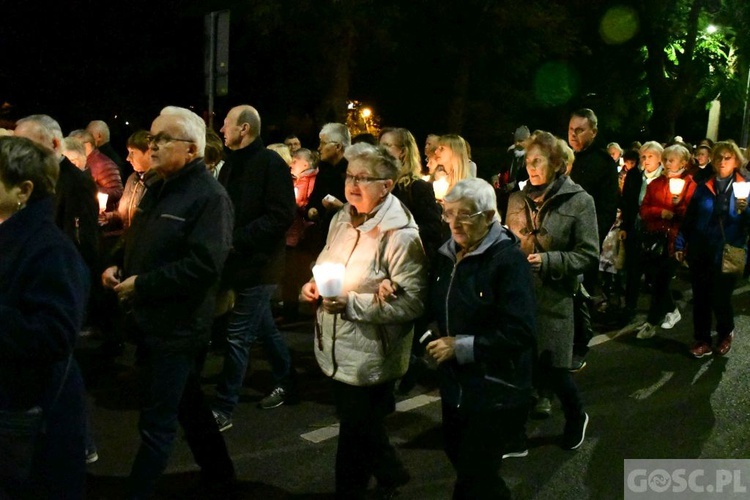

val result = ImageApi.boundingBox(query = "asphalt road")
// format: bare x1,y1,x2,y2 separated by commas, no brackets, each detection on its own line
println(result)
81,269,750,499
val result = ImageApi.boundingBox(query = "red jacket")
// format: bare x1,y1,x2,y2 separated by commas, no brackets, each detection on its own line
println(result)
640,171,696,256
286,168,318,247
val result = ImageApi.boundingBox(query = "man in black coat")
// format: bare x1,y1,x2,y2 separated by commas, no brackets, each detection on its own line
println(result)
567,108,618,366
103,106,235,498
212,105,297,428
14,115,100,271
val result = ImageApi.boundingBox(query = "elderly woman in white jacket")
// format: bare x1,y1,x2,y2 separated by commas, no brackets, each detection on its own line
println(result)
301,142,427,499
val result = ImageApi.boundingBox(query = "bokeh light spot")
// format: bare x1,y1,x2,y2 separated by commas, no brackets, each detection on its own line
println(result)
600,6,639,45
533,62,580,107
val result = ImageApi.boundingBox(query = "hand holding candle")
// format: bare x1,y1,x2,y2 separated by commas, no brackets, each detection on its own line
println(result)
732,181,750,214
97,192,109,213
668,178,685,204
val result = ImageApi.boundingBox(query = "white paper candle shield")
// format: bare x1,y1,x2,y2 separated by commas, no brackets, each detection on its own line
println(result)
312,263,346,298
432,178,449,200
97,192,109,212
732,181,750,199
668,178,686,195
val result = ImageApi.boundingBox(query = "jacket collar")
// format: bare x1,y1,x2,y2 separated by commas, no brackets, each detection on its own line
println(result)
439,220,516,262
705,170,745,196
146,158,207,189
229,137,265,160
340,193,417,233
0,197,55,252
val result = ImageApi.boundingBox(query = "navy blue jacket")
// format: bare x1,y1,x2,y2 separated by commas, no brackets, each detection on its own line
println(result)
0,197,88,410
428,222,537,412
676,172,750,266
117,159,234,349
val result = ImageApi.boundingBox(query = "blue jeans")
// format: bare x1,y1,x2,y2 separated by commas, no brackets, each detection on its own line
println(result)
214,285,292,417
128,342,234,499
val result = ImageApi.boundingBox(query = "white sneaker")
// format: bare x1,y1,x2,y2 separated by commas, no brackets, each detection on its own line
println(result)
660,308,681,329
636,322,657,339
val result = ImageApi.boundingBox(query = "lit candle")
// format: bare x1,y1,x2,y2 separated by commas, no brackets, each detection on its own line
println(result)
668,178,686,195
97,192,109,213
432,178,449,200
732,181,750,213
312,263,346,298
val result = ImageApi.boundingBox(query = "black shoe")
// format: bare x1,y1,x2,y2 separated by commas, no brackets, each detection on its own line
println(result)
569,355,587,373
562,412,589,450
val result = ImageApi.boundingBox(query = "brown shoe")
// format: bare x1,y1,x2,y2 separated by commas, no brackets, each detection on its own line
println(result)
689,342,713,359
716,332,734,356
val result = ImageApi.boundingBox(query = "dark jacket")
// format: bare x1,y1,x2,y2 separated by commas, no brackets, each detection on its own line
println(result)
570,141,619,243
0,196,89,497
118,159,234,349
55,156,100,270
428,222,537,412
220,138,296,288
676,171,750,267
391,177,446,266
620,166,645,235
306,158,347,238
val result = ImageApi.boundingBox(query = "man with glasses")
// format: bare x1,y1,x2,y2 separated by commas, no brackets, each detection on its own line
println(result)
306,122,350,241
102,106,236,498
212,105,297,427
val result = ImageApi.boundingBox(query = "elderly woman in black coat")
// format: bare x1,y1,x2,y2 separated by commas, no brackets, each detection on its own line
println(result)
425,177,536,499
505,130,599,451
0,136,89,498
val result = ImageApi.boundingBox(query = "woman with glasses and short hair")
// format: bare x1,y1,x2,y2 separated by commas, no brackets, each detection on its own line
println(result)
505,130,598,452
425,177,537,499
300,143,427,498
676,141,750,358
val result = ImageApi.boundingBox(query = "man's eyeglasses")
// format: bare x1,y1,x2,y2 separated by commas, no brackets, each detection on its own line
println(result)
441,210,485,224
147,132,195,147
345,173,388,186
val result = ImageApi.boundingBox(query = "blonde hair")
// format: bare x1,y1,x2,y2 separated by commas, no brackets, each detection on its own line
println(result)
436,134,471,189
268,143,293,165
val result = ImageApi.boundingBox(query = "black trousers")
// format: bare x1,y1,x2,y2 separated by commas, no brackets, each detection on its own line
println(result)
442,403,528,500
689,261,737,344
331,379,403,499
645,255,677,325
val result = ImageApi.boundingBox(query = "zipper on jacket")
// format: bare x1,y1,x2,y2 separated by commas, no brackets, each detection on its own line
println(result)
445,261,463,408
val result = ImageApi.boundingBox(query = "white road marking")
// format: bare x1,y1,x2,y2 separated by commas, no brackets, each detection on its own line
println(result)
629,371,674,400
692,358,713,385
300,394,441,443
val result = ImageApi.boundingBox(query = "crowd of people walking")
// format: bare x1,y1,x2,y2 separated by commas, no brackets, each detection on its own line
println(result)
1,104,748,499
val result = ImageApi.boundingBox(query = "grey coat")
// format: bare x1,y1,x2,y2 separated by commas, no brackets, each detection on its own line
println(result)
505,176,599,368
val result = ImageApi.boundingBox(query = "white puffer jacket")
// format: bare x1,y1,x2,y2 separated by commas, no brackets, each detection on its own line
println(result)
314,194,428,386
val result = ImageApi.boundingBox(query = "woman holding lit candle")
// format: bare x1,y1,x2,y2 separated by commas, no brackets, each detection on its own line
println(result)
99,130,154,232
300,143,427,498
676,141,750,358
637,144,697,338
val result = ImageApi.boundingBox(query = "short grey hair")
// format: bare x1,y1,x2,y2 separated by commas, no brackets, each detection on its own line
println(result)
607,142,623,154
320,123,351,148
68,129,95,146
62,136,87,157
86,120,110,142
293,148,317,168
160,106,206,156
16,114,64,147
344,143,399,181
444,177,501,222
